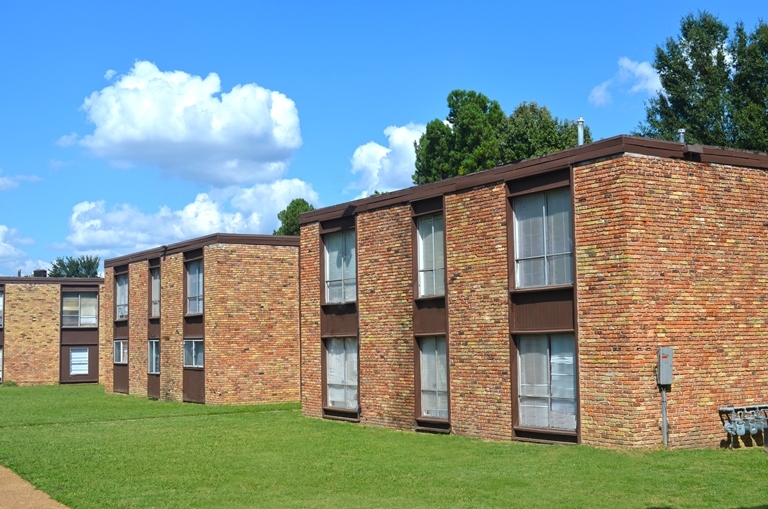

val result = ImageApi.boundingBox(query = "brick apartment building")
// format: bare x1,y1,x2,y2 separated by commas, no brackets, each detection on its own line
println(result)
100,233,300,405
298,135,768,448
0,276,103,385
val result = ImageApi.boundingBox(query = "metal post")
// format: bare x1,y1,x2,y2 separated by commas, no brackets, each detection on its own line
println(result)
661,387,668,448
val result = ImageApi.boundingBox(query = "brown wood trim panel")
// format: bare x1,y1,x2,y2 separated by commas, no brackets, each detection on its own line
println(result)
319,215,355,234
61,284,100,293
113,320,128,339
411,196,443,216
61,328,100,345
513,427,578,444
0,330,4,345
147,374,160,399
506,169,570,197
59,345,99,384
113,364,129,394
183,368,205,403
148,320,160,339
510,289,575,332
413,298,446,335
320,304,358,337
183,315,204,338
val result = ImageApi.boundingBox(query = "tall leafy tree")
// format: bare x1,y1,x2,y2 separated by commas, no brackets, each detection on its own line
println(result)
413,90,506,184
414,91,589,184
637,12,768,152
48,255,100,278
502,102,592,163
274,198,315,236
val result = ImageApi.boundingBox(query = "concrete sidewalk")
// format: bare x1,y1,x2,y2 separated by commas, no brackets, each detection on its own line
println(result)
0,466,69,509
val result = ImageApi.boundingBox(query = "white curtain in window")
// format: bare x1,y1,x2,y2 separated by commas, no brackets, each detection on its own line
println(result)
418,215,445,297
514,194,546,288
148,340,160,374
325,231,357,303
80,294,98,326
420,336,448,418
115,275,128,319
183,340,203,368
546,188,573,286
70,348,89,376
0,292,4,327
326,337,358,409
150,269,161,317
113,340,128,364
187,261,203,314
518,335,550,428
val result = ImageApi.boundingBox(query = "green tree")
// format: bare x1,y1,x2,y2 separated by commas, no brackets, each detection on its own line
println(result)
637,12,768,151
502,102,592,163
413,90,506,185
48,255,100,278
274,198,315,236
413,91,589,184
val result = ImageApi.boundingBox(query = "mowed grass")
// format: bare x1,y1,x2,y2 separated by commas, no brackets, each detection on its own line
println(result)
0,385,766,509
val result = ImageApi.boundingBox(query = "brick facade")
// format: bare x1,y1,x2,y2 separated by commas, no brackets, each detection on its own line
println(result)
99,270,115,390
3,284,60,385
299,137,768,449
102,234,300,405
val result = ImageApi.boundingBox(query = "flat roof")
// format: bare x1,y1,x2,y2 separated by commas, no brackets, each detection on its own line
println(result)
104,233,300,268
0,277,103,285
300,135,768,224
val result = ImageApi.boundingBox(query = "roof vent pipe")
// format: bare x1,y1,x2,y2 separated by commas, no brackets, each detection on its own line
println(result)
678,128,686,144
577,117,585,146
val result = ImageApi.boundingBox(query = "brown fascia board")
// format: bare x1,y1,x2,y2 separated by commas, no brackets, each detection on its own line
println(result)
299,135,768,225
0,277,104,285
104,233,300,268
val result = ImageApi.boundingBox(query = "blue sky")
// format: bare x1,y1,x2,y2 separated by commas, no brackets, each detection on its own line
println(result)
0,0,762,275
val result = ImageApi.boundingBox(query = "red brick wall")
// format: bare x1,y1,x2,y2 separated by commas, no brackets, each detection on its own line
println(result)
204,243,299,404
445,184,512,440
160,253,184,401
357,205,414,429
575,154,768,448
128,262,149,396
3,284,60,385
100,269,114,389
300,222,322,417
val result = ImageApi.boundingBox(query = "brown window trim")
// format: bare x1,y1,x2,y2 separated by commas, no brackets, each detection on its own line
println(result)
413,295,445,304
415,417,451,434
413,335,450,432
510,283,574,295
506,168,570,197
513,427,578,444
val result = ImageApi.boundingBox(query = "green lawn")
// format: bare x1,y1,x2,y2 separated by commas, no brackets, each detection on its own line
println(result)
0,385,766,509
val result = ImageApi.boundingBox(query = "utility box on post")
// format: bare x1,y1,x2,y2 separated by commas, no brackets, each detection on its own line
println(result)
657,347,673,385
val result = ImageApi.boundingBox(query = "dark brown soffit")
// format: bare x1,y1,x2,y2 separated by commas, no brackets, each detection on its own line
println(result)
299,135,768,225
0,277,103,285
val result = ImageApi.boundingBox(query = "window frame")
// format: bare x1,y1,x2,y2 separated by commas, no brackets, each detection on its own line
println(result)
113,339,128,365
515,333,577,433
512,187,573,289
185,259,204,315
61,292,99,328
416,213,445,298
183,339,204,369
148,339,160,374
149,267,161,318
322,336,359,420
0,289,4,328
323,230,357,304
115,273,129,321
416,335,449,421
70,347,89,376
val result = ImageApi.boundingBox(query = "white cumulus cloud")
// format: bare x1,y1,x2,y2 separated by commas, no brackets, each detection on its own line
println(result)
76,61,302,186
347,123,426,199
589,57,661,107
0,226,46,276
0,170,41,190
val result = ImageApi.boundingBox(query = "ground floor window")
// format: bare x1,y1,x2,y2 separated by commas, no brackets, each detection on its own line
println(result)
0,346,3,382
326,337,358,410
419,336,448,419
517,334,576,431
70,348,89,376
148,339,160,374
113,340,128,364
183,339,204,368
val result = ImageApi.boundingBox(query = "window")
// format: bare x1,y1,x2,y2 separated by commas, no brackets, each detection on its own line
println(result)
419,336,448,418
324,230,356,303
70,348,89,376
183,339,204,368
150,268,161,318
0,291,4,328
0,346,3,382
326,337,358,409
513,187,573,288
517,334,576,431
417,214,445,297
113,339,128,364
62,293,98,327
186,260,203,314
148,339,160,374
115,274,128,320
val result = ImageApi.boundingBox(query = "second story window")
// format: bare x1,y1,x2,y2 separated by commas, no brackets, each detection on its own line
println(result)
513,187,573,289
186,260,203,314
115,274,128,320
150,268,161,317
417,213,445,297
324,230,356,304
0,291,4,328
62,292,98,327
